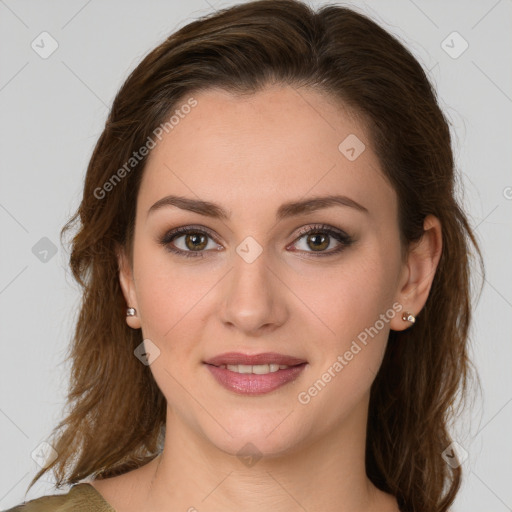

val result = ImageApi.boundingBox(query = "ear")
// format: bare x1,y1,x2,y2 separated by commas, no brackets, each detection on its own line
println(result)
116,243,141,329
390,214,443,331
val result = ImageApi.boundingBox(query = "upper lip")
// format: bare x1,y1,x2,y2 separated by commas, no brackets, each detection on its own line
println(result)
204,352,307,367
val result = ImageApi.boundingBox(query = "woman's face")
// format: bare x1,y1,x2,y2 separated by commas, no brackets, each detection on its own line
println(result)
118,85,412,457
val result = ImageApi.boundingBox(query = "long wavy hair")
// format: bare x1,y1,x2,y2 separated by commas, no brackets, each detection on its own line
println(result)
27,1,484,510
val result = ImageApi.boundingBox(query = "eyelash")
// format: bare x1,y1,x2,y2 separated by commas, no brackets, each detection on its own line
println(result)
158,224,354,259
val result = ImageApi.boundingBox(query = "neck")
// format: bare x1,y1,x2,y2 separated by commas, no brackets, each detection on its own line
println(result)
145,395,388,512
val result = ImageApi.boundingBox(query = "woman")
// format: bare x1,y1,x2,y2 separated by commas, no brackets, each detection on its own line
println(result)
7,0,483,511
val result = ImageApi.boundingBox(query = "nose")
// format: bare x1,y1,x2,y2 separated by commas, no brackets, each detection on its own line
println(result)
219,248,288,336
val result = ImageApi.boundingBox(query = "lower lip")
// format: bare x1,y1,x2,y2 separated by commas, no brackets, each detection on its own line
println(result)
205,363,307,395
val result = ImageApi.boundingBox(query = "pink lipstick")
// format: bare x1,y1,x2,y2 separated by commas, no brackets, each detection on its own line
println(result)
203,352,307,395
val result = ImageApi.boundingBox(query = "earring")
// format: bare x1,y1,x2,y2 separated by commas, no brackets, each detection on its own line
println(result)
126,307,137,317
402,312,416,324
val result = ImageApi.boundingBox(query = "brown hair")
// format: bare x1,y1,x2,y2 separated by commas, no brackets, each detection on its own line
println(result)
28,1,483,510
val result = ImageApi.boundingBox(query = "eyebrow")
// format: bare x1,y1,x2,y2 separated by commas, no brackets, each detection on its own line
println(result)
147,194,368,221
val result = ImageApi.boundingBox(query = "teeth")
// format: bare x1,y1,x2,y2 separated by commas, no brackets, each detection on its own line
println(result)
224,363,290,374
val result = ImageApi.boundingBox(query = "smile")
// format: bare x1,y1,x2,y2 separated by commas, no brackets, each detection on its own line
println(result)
220,363,290,374
203,352,308,395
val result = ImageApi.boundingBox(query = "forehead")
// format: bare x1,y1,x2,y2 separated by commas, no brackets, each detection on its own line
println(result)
138,85,396,224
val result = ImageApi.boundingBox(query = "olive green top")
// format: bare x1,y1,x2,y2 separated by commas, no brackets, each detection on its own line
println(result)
4,483,116,512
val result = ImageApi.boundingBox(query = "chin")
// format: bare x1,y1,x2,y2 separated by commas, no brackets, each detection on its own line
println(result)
196,408,315,462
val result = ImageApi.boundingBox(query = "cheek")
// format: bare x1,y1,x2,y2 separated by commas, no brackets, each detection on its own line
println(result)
296,286,394,424
132,252,213,416
303,251,396,341
132,246,202,350
298,247,399,395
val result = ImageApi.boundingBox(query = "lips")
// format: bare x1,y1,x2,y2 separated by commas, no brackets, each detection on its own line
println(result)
204,352,307,367
203,352,307,395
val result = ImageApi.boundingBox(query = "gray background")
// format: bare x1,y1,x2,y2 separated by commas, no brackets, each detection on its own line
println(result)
1,0,511,510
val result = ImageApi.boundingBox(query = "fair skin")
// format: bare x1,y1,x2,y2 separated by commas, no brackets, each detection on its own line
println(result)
88,85,442,512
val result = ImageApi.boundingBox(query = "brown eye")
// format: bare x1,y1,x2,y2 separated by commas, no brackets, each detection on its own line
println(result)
183,232,208,251
290,224,354,257
159,223,354,260
159,226,221,258
306,232,330,252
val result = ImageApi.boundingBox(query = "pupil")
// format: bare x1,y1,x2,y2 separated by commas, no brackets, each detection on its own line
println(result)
309,233,328,250
187,233,206,250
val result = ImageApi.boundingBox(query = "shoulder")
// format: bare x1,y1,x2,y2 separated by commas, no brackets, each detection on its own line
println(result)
3,483,115,512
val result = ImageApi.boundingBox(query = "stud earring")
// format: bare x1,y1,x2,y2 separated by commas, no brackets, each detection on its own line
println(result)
126,307,137,317
401,312,416,324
